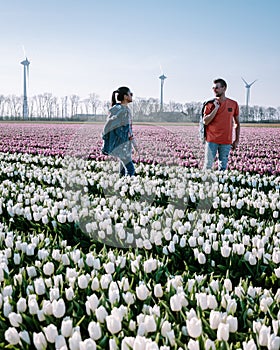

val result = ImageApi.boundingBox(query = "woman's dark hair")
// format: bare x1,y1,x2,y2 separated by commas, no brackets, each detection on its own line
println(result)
111,86,130,106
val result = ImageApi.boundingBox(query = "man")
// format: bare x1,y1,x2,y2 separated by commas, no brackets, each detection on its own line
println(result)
203,78,240,171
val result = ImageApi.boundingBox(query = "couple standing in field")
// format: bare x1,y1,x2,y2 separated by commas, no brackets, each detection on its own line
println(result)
101,79,240,176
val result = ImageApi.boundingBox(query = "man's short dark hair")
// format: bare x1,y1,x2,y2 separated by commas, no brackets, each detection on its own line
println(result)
213,78,227,88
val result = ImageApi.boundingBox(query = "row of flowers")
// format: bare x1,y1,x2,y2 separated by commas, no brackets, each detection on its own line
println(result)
0,218,280,350
0,151,279,348
0,123,279,174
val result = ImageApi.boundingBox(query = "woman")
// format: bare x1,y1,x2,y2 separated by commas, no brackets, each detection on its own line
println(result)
102,86,138,176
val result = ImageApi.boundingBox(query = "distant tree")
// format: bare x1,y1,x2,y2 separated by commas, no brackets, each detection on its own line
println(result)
69,95,80,118
61,96,68,119
7,95,21,118
0,95,5,118
88,93,101,115
266,107,277,121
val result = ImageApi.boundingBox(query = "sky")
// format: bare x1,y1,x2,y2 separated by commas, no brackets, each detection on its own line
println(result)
1,0,280,108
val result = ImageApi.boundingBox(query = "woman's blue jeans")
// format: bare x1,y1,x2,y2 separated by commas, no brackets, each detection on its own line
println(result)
204,142,232,171
119,159,135,176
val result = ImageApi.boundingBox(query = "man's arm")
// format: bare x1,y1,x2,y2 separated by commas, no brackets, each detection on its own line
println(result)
203,100,220,125
232,114,240,150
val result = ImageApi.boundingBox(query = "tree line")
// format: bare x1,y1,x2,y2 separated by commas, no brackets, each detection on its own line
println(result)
0,93,279,123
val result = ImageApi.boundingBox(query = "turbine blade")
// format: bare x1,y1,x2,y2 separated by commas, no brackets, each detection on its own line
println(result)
249,79,257,87
241,77,248,85
22,44,26,57
159,62,163,75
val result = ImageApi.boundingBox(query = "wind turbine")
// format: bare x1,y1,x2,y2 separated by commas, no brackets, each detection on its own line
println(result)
21,56,30,119
241,77,257,120
159,73,167,112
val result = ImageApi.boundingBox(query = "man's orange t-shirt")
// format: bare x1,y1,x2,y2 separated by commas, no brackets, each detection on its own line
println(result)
204,98,239,144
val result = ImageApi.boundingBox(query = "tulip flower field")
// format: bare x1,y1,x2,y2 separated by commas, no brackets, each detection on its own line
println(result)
0,122,279,350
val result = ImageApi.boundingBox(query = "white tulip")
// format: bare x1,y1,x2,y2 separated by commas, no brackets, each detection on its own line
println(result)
80,338,97,350
34,278,46,296
170,294,182,312
209,310,222,330
89,276,99,291
217,323,229,341
109,338,117,350
86,294,99,315
28,298,39,315
274,267,280,278
19,330,31,345
108,281,120,303
258,325,271,347
37,310,46,322
196,293,208,310
205,338,216,350
180,237,186,247
197,252,206,264
188,339,200,350
272,320,279,335
123,291,135,305
88,321,102,340
242,339,257,350
8,312,22,327
272,250,280,264
69,327,82,350
161,320,171,337
33,331,47,350
57,214,66,223
62,254,70,265
100,274,112,289
26,244,35,256
42,300,53,315
106,315,122,334
260,297,274,313
85,253,95,267
5,327,20,345
136,284,150,301
268,334,280,350
129,320,136,331
78,274,89,289
13,253,21,265
61,317,73,337
119,277,129,292
104,262,115,274
154,284,163,298
95,305,108,323
144,315,157,333
52,299,66,318
186,317,202,338
188,236,197,247
224,278,232,291
43,262,55,276
212,241,219,251
221,244,231,258
207,295,218,309
226,315,238,333
49,287,60,301
55,335,67,349
144,258,157,273
44,324,58,343
121,337,135,350
166,330,176,346
226,299,237,314
17,298,27,313
26,266,37,278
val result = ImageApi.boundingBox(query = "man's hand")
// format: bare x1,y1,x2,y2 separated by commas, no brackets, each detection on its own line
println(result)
232,140,239,151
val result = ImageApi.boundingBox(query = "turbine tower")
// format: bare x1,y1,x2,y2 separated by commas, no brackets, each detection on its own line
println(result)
21,57,30,119
241,77,257,121
159,74,167,112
